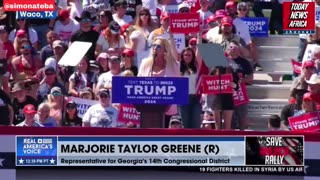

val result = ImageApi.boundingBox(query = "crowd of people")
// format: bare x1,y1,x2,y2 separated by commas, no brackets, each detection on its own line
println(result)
0,0,316,131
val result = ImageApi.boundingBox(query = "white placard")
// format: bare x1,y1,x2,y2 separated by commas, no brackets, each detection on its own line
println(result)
173,33,186,53
58,41,92,67
69,97,99,118
316,6,320,21
136,51,150,69
302,44,318,62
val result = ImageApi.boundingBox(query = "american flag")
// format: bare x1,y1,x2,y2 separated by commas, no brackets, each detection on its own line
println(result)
281,137,304,166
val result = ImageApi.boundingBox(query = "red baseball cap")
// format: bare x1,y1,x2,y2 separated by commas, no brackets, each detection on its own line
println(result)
161,12,170,21
188,38,197,46
58,9,70,21
207,15,216,24
302,60,315,68
16,29,26,38
215,10,228,19
303,92,313,101
221,16,233,26
23,104,37,114
122,48,135,57
226,1,237,8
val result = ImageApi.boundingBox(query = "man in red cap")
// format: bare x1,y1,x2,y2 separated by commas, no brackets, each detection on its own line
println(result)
290,60,316,97
148,12,172,44
205,9,228,40
54,9,80,43
16,104,42,127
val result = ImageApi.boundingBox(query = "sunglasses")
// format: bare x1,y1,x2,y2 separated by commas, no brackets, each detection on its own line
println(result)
209,21,218,27
99,15,106,18
21,45,31,49
305,66,315,69
67,104,76,109
152,44,162,50
140,13,148,16
45,72,55,76
179,9,190,13
99,93,109,98
52,91,62,96
81,18,91,23
238,8,247,11
122,54,132,57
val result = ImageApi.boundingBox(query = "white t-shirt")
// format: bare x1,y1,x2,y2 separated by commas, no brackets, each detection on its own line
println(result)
54,18,80,42
82,104,119,127
197,10,213,30
9,28,38,44
97,34,125,52
69,72,88,91
112,14,133,26
130,30,146,51
233,18,251,45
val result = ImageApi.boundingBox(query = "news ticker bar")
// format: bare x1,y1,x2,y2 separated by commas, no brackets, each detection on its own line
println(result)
15,136,304,167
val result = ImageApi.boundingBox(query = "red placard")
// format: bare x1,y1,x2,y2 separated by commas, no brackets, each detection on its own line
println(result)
118,104,140,127
233,83,249,106
289,111,320,132
201,74,233,94
282,2,315,34
170,13,200,34
291,59,302,74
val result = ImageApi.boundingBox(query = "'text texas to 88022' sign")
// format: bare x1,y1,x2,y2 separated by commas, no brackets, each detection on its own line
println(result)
111,77,189,105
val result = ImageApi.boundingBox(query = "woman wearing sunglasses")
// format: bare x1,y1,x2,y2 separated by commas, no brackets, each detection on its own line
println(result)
94,10,113,35
9,17,38,51
47,87,65,126
11,38,42,82
63,101,82,127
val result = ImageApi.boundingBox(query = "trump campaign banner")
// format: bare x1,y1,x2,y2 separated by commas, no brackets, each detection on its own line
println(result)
289,111,320,132
233,83,249,106
316,6,320,21
117,104,140,127
302,44,317,63
173,33,186,53
111,76,189,105
68,97,99,118
291,59,302,74
201,75,233,94
241,17,269,37
170,13,200,34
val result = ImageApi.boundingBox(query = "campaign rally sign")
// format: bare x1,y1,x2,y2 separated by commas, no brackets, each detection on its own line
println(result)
241,17,269,37
201,74,233,94
170,13,200,34
233,83,249,106
291,59,302,74
68,97,99,118
316,6,320,21
173,33,186,53
302,44,317,62
117,104,140,127
289,112,320,132
112,76,189,105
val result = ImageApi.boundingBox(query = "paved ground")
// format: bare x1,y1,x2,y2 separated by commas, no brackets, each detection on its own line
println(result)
17,169,303,180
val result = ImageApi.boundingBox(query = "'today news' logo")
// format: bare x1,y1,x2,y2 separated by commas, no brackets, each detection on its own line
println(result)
283,2,315,34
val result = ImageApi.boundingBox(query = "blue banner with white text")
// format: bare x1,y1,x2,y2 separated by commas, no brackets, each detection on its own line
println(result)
16,136,57,166
241,17,269,37
17,11,57,19
112,77,189,105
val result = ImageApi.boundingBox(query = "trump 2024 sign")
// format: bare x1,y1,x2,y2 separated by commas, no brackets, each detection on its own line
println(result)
111,77,189,105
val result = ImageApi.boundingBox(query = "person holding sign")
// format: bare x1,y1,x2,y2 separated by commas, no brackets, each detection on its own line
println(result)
82,88,119,128
179,47,202,128
226,41,253,130
138,37,180,127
